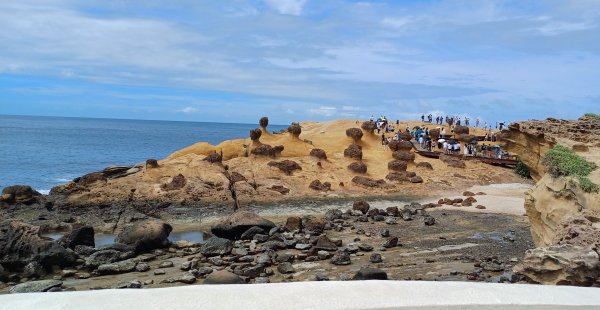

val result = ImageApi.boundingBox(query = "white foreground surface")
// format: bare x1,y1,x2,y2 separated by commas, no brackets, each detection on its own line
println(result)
2,280,600,309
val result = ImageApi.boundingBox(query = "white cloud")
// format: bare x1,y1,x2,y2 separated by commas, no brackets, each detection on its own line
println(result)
178,107,199,113
342,105,360,111
535,21,596,36
308,106,336,117
264,0,307,16
381,16,413,29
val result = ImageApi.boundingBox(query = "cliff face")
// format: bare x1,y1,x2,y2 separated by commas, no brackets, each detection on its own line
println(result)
501,116,600,247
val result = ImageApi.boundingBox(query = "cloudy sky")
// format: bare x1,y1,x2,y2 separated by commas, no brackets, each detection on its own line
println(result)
0,0,599,124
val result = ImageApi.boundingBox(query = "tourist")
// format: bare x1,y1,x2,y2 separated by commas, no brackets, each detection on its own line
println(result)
441,128,446,138
476,119,480,127
464,143,469,156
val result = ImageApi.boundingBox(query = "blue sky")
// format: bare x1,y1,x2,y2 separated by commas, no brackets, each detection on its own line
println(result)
0,0,599,124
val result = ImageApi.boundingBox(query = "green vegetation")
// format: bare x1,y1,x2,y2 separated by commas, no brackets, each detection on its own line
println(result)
579,176,599,193
514,160,531,178
542,144,598,193
584,113,600,120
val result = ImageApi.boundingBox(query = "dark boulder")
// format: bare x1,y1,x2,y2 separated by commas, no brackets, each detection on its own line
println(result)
343,144,363,160
250,128,262,141
309,180,331,191
352,176,390,188
239,226,266,240
416,162,433,170
58,226,95,250
145,159,159,168
200,237,233,256
352,267,388,280
346,128,363,141
348,162,367,174
204,152,222,163
288,123,302,137
304,218,325,235
454,125,469,135
388,160,407,171
115,220,172,253
161,174,186,191
211,211,276,240
309,148,327,160
392,151,415,162
259,116,269,128
352,200,370,214
330,251,351,265
361,121,377,132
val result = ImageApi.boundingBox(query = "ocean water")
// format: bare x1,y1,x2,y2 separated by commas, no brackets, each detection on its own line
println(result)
0,115,286,192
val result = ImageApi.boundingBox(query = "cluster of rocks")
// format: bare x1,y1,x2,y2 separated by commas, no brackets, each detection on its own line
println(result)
437,191,486,208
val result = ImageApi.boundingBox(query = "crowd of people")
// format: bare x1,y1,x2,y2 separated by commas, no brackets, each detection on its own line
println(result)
369,114,512,160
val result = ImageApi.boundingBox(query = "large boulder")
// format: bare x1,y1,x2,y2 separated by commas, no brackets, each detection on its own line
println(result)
249,128,262,141
211,211,275,240
204,152,222,163
353,200,370,214
392,151,415,162
1,185,41,205
259,116,269,129
0,221,76,269
454,125,469,135
115,220,172,252
361,121,377,133
204,270,245,284
389,141,412,152
352,176,391,188
309,148,327,160
287,123,302,137
58,226,95,250
388,160,407,171
513,244,600,286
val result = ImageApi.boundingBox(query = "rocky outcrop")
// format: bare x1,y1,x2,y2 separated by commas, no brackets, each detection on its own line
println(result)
0,185,41,205
514,244,600,286
268,160,302,175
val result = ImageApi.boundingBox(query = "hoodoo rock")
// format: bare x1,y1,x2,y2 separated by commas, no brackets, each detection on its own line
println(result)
344,144,363,160
249,128,262,141
115,220,173,252
387,160,407,171
287,123,302,137
211,211,276,240
361,121,377,133
309,148,327,160
345,128,363,141
389,141,412,152
259,116,269,129
392,151,415,162
203,152,222,163
454,125,469,135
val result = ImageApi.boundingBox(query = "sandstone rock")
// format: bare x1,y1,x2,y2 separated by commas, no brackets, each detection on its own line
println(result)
315,235,338,251
458,134,476,143
309,148,327,160
389,141,413,152
161,174,186,191
268,160,302,175
361,121,377,132
385,172,410,182
251,144,279,157
344,144,363,160
229,171,247,183
352,176,390,188
145,159,159,168
77,172,107,187
353,200,370,214
309,180,331,191
454,125,469,135
58,226,95,250
476,205,486,209
348,162,367,174
0,185,41,204
392,151,415,162
352,267,388,280
287,123,302,137
284,216,302,232
463,191,475,196
400,132,412,141
267,185,290,194
514,244,600,286
116,219,172,252
388,160,407,171
211,211,275,240
259,116,269,128
9,279,62,294
304,218,325,235
410,176,423,183
249,128,262,141
439,154,466,168
416,162,433,170
204,152,222,163
382,237,398,248
345,128,363,141
203,270,245,284
200,237,233,256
